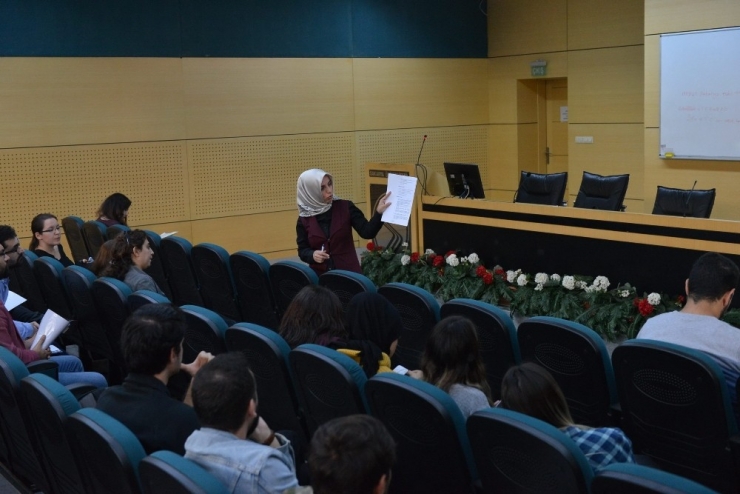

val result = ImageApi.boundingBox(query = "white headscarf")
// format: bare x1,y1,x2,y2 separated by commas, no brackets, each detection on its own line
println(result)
297,169,336,217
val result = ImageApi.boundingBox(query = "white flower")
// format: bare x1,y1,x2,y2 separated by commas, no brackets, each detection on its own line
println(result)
534,284,544,291
534,273,549,284
576,281,588,290
467,253,479,264
562,276,576,290
506,270,517,283
584,286,595,293
446,255,459,267
551,274,561,283
425,249,435,255
647,292,661,306
517,274,528,286
620,290,631,298
594,276,610,290
461,256,468,264
401,255,410,266
402,242,409,248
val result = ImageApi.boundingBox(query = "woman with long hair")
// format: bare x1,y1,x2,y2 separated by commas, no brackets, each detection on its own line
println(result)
101,230,164,294
97,192,131,227
90,239,116,276
278,285,347,349
499,362,634,471
409,315,493,417
295,169,390,276
30,213,73,267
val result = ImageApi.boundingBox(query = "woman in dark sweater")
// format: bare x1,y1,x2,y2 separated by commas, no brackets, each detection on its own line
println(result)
30,213,73,267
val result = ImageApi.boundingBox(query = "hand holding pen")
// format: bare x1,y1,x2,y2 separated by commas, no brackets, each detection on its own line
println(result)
312,243,331,264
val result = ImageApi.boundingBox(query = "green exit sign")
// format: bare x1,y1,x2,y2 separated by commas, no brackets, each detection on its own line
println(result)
531,65,546,77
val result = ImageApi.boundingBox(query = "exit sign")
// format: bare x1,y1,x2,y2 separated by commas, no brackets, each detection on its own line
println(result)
531,65,546,77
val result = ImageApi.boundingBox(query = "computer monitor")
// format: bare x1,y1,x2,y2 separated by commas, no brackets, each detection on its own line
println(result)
443,162,485,199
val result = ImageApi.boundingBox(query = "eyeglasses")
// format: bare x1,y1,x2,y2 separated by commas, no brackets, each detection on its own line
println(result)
3,244,21,255
41,226,63,234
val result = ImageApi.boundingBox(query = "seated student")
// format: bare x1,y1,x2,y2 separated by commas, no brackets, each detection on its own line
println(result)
96,304,213,455
278,285,347,349
29,213,73,267
185,352,300,493
309,415,396,494
0,236,40,339
101,230,164,294
90,239,115,277
408,316,493,418
96,192,131,227
499,362,635,472
341,292,402,377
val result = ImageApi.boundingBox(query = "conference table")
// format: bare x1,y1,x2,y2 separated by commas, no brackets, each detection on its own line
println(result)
418,195,740,302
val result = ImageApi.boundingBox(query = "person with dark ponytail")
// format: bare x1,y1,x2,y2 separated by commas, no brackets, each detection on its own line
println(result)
97,192,131,227
101,229,164,294
30,213,73,267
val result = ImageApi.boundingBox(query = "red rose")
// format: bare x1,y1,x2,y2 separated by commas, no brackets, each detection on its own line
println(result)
638,299,654,317
433,255,444,267
633,297,641,307
445,250,456,258
494,267,505,276
677,295,685,304
482,273,493,285
476,266,487,277
410,252,420,263
367,242,375,251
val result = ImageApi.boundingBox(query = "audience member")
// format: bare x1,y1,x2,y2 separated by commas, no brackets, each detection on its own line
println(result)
408,315,492,417
500,362,634,472
96,304,212,454
96,192,131,227
0,236,40,339
340,292,402,376
90,239,116,277
185,352,299,493
278,285,346,349
29,213,73,267
309,415,395,494
637,252,740,409
101,229,164,294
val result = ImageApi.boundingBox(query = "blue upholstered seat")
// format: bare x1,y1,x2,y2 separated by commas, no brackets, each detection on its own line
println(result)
140,450,229,494
269,260,319,320
230,251,280,329
81,220,108,258
91,277,133,381
142,230,173,300
180,305,228,362
160,236,203,306
192,242,242,323
592,462,719,494
128,289,171,312
61,215,90,262
319,269,377,314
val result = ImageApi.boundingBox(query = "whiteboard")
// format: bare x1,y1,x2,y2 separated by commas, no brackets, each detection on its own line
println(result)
660,27,740,160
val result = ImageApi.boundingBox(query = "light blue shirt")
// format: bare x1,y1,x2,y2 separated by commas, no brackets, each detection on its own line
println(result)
0,277,35,339
185,428,298,494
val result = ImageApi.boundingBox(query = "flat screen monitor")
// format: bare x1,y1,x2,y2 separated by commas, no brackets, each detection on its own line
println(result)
443,162,485,199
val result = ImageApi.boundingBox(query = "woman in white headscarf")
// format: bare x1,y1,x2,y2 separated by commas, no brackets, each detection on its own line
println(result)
296,169,391,275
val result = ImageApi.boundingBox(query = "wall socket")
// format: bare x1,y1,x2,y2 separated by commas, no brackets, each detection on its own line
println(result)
575,136,594,144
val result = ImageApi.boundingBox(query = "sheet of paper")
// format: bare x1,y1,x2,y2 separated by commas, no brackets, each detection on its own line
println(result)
30,309,70,350
160,231,178,238
4,291,26,311
381,174,418,227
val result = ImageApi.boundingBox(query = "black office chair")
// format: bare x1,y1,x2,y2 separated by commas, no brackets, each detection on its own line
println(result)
514,171,568,206
160,236,203,306
191,243,242,323
225,323,307,439
440,299,520,400
61,216,90,263
652,185,716,218
139,451,229,494
366,373,478,494
612,339,740,493
467,408,593,493
574,172,630,211
230,251,280,329
289,344,367,436
517,316,618,427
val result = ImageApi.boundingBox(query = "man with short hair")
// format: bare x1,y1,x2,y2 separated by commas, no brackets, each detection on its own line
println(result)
309,415,396,494
96,304,212,455
185,352,299,493
0,225,43,325
637,252,740,408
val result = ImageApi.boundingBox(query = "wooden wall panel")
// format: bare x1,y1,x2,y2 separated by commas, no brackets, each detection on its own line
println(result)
644,35,660,128
0,58,185,149
645,0,740,35
568,123,645,202
191,211,299,255
568,0,644,50
353,59,488,130
182,58,355,139
568,46,644,124
487,0,567,57
488,125,519,193
643,129,740,220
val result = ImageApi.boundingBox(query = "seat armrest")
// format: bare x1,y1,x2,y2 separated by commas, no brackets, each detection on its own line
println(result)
66,383,98,406
27,360,59,380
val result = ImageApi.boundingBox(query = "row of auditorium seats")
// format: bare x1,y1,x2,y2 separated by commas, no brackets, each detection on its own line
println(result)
0,336,724,494
514,170,716,217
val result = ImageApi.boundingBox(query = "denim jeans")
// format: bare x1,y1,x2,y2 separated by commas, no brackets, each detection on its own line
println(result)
51,355,108,388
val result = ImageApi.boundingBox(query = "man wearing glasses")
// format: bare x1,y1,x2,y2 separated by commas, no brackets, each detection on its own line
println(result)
0,225,43,327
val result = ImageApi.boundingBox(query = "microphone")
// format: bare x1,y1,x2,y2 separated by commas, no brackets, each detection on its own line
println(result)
416,135,427,166
684,180,697,217
461,173,471,199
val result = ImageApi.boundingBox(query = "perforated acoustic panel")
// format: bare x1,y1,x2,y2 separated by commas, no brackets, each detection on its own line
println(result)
0,142,187,237
188,134,356,218
356,125,489,202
